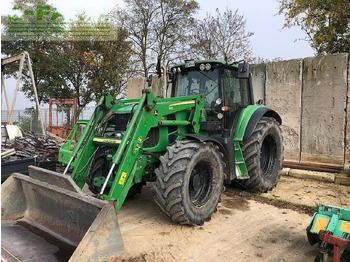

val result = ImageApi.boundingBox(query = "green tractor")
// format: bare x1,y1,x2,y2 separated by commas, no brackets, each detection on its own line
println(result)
1,60,283,261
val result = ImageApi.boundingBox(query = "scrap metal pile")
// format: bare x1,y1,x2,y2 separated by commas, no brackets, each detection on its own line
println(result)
3,131,59,161
1,131,62,182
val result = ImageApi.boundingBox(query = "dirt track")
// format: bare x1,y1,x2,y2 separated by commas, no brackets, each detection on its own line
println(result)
117,184,319,262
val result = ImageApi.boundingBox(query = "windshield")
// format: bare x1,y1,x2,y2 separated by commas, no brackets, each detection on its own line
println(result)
173,69,219,108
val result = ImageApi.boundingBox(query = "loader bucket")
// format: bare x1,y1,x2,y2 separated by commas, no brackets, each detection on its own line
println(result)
1,166,124,262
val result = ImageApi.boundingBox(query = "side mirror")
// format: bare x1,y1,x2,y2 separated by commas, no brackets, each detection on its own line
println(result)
256,99,264,105
147,74,153,87
238,62,250,79
167,71,173,83
156,57,161,77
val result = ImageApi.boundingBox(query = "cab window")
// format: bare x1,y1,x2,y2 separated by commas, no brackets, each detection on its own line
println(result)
223,69,250,111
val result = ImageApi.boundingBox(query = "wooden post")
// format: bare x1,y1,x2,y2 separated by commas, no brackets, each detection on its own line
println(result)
26,52,45,135
8,53,25,124
1,72,10,120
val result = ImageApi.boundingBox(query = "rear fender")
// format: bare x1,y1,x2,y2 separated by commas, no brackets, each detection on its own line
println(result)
234,106,282,142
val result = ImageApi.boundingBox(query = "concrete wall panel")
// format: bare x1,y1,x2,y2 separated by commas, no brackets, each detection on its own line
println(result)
126,78,146,99
345,62,350,170
266,59,303,161
301,54,348,165
251,64,266,103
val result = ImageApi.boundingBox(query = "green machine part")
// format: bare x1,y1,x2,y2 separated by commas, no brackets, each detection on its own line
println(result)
60,90,206,212
59,119,89,166
59,59,282,217
308,205,350,238
233,104,265,179
59,90,270,214
307,205,350,256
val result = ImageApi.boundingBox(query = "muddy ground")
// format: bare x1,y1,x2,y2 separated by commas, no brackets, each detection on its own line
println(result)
115,176,348,262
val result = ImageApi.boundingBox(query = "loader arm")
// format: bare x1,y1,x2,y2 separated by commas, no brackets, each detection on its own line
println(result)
62,90,205,213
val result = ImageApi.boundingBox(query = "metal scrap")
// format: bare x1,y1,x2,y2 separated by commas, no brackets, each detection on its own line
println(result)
2,130,61,165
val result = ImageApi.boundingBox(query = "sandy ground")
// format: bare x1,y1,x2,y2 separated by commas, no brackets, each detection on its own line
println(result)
263,176,350,209
116,183,321,262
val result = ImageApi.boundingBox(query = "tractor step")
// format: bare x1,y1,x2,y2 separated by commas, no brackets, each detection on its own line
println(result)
234,142,249,179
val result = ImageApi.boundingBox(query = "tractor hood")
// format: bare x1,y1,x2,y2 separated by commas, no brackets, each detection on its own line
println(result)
114,103,138,114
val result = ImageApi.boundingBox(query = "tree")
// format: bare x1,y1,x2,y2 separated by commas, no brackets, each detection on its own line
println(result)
1,0,68,105
112,0,199,77
112,0,158,77
2,2,133,114
60,14,133,112
190,8,254,62
278,0,350,54
151,0,199,68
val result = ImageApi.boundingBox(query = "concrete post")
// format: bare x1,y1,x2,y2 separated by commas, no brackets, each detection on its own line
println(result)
127,78,147,99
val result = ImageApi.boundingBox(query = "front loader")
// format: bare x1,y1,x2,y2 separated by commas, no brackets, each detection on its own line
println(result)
1,60,283,261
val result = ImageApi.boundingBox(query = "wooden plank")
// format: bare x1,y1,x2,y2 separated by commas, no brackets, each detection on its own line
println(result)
1,54,22,65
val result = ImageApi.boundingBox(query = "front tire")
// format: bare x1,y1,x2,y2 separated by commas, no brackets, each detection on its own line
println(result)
154,140,225,226
237,117,283,192
87,146,145,197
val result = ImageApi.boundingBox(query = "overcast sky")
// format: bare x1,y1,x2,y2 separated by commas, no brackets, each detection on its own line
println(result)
1,0,314,110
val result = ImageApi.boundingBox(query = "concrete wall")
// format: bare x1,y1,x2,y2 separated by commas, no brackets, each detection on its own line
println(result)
252,53,349,170
126,76,163,99
344,60,350,170
265,59,303,161
301,55,348,165
126,78,146,99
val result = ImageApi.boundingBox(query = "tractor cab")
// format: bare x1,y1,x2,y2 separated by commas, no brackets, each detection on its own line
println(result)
170,60,253,131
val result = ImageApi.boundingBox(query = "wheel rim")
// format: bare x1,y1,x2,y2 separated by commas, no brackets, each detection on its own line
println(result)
88,147,111,194
189,160,213,206
260,135,277,177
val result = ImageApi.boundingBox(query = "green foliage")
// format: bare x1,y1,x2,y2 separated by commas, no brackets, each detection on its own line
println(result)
1,0,67,104
1,1,133,113
278,0,350,54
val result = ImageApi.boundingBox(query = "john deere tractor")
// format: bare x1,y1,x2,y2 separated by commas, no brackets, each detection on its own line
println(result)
1,60,283,261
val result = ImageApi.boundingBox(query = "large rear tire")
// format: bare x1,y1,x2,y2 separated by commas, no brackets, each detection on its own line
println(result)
154,140,225,226
237,117,283,192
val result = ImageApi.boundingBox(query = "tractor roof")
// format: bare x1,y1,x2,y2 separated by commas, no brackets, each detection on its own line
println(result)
172,59,239,69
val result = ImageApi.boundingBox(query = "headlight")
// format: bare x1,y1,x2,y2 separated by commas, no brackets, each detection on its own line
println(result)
172,68,177,74
215,98,222,105
205,63,211,70
177,67,181,73
217,113,223,119
199,64,205,71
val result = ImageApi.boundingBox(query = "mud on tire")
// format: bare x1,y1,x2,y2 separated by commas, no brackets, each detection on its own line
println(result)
154,140,225,226
236,117,283,192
